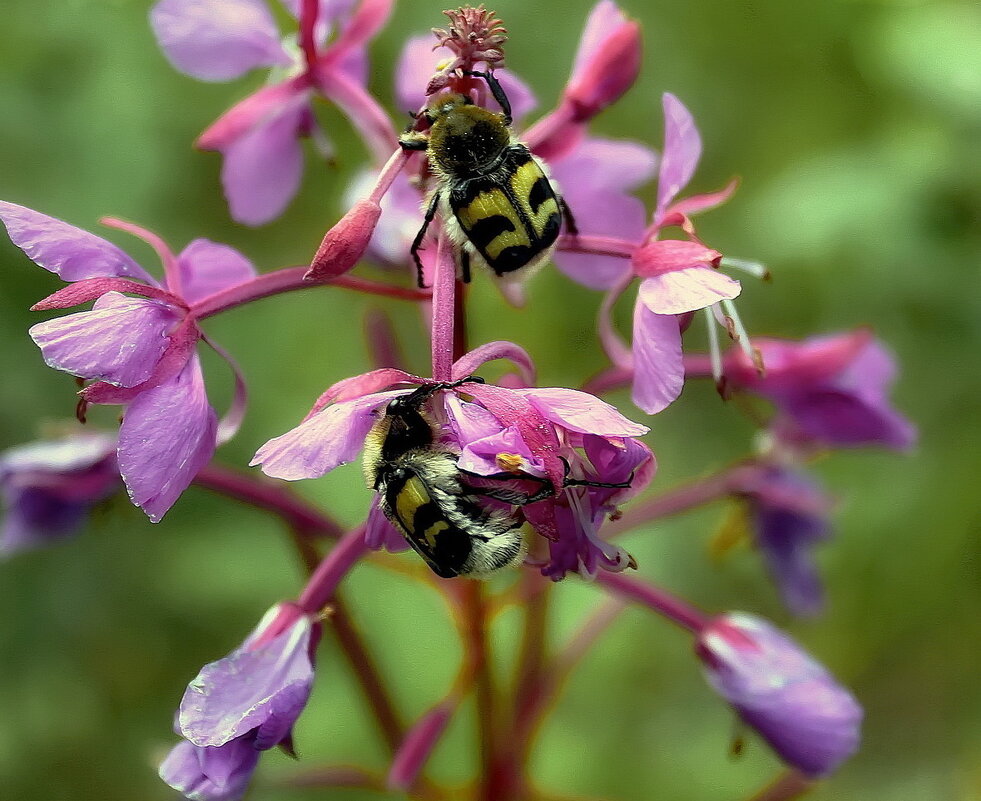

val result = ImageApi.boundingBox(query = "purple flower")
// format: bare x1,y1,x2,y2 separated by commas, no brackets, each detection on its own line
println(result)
151,0,395,225
1,202,252,522
160,602,319,801
723,331,916,450
741,466,833,617
0,431,119,556
251,344,654,580
695,613,862,777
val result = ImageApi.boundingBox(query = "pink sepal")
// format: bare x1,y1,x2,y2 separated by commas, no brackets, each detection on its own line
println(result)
196,77,308,151
452,342,536,387
632,240,722,277
305,199,382,280
663,178,739,223
304,368,417,420
387,701,456,791
31,278,185,311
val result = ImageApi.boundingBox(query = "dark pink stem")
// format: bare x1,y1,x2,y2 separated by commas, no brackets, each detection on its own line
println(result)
298,526,369,613
430,236,456,382
556,233,636,259
299,0,320,71
595,572,709,633
190,268,430,319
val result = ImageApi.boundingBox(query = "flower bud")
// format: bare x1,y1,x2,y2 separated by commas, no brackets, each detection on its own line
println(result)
305,199,383,281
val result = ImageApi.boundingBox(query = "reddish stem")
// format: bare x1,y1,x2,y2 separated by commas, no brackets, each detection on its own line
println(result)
297,526,369,613
556,233,636,259
430,236,457,382
595,572,709,633
299,0,320,72
190,268,430,320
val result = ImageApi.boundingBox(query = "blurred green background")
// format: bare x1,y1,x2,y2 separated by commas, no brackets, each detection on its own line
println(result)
1,0,979,799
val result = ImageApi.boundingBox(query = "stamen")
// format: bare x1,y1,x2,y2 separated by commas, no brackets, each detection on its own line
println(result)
720,298,758,367
720,257,770,281
704,307,726,398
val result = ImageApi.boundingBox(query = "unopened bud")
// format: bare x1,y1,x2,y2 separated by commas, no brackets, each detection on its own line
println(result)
305,199,382,281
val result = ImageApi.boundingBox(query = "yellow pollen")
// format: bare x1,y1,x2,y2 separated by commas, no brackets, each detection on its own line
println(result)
495,452,524,472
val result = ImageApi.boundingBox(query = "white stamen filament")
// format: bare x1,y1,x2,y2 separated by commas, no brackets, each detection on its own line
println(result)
720,257,770,281
705,307,723,387
720,298,756,362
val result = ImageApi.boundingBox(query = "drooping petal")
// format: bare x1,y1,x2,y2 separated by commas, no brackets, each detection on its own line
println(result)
252,392,398,480
0,201,155,283
117,353,218,522
178,239,257,305
631,302,684,414
179,615,314,748
159,738,260,801
520,387,650,437
551,137,655,290
696,613,862,776
220,94,309,226
656,93,702,222
636,269,741,315
150,0,291,82
29,292,180,386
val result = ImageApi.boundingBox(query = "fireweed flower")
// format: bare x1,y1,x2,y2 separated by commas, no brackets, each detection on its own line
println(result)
0,430,119,557
695,612,862,777
720,330,916,451
151,0,396,225
587,92,766,414
0,201,252,522
160,602,320,801
252,344,655,580
343,1,655,295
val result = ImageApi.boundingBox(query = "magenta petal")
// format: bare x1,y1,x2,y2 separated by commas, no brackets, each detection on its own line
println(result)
0,201,155,283
252,392,397,480
178,239,258,304
117,353,218,522
637,270,741,315
631,301,684,414
150,0,290,82
220,96,308,226
520,388,649,437
159,739,259,801
30,292,180,386
656,93,702,221
179,616,313,747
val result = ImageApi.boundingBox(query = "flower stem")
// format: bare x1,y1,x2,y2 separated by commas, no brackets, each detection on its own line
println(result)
556,233,636,259
595,572,709,633
457,580,497,801
605,464,758,537
743,770,815,801
430,235,457,382
193,463,343,538
299,0,320,72
190,268,430,320
298,526,369,613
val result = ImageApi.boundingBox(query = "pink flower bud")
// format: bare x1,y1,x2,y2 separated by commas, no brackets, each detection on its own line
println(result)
305,199,382,281
563,11,641,121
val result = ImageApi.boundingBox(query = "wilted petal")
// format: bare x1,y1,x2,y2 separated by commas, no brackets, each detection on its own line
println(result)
0,201,155,283
656,93,702,221
30,292,180,386
179,615,314,748
636,269,740,315
520,387,649,437
151,0,291,82
221,95,308,226
631,302,684,414
159,738,259,801
117,354,218,522
178,239,257,305
697,613,862,776
252,392,396,480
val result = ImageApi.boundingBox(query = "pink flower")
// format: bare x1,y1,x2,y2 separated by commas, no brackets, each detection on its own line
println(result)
151,0,395,225
1,202,251,522
252,344,654,579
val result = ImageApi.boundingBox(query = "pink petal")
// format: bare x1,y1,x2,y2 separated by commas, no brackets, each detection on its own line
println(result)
0,201,155,283
326,0,393,58
118,353,218,522
220,96,308,226
632,240,721,277
150,0,291,82
30,292,180,387
637,269,741,315
631,301,684,414
252,392,398,480
305,369,417,418
656,93,702,221
178,239,257,304
550,137,655,290
452,341,537,386
519,388,649,437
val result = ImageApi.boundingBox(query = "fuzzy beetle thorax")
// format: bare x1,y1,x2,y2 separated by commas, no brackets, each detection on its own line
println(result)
426,93,511,178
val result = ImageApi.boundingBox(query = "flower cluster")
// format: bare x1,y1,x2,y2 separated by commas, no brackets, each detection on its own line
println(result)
0,2,918,800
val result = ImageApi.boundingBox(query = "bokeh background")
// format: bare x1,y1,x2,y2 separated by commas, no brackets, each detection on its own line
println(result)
1,1,979,799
